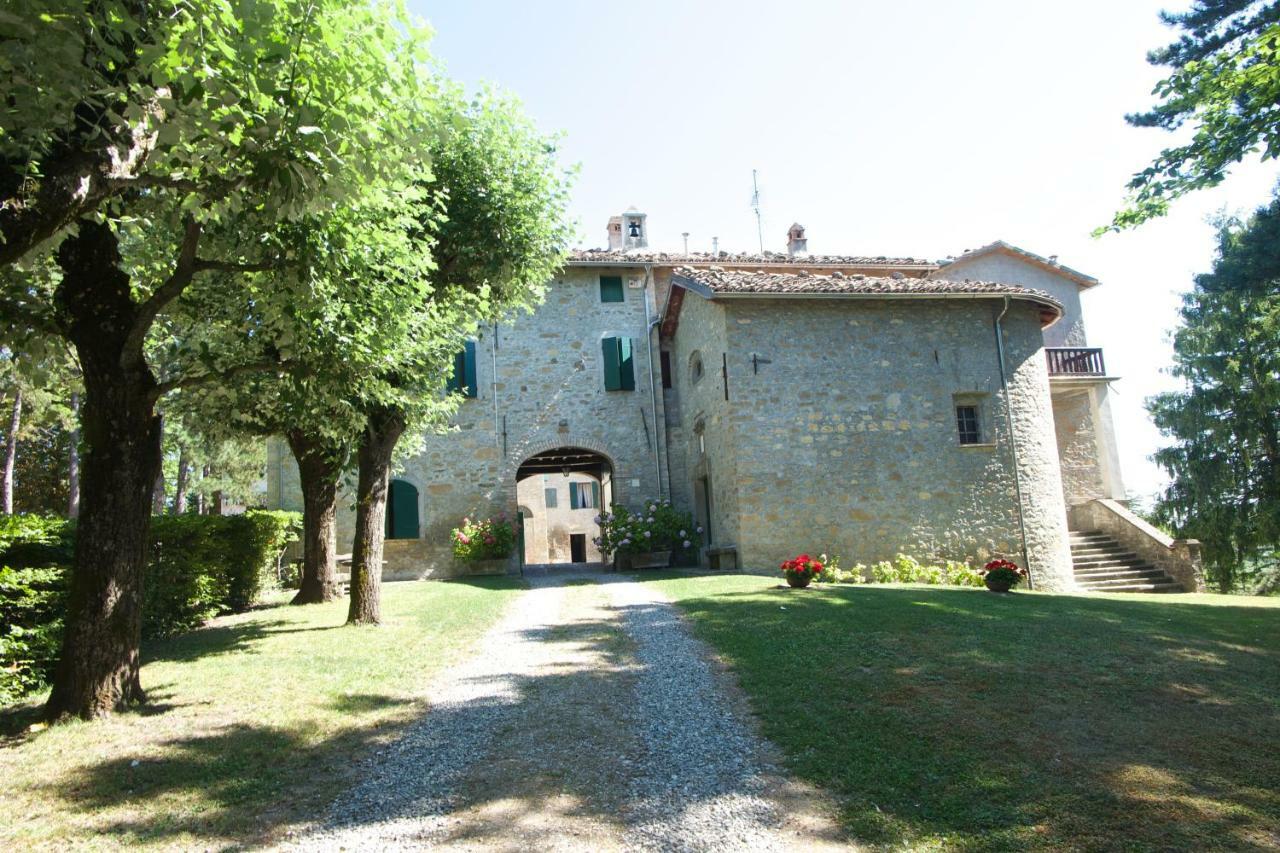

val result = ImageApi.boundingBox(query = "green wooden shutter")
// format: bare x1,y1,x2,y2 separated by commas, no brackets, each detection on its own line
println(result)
570,483,580,509
446,349,465,394
386,480,419,539
602,337,621,390
618,337,635,390
602,337,635,391
462,340,478,398
600,276,624,302
591,481,600,508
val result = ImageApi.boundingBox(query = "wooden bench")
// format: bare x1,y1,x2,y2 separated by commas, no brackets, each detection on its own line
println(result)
706,546,738,572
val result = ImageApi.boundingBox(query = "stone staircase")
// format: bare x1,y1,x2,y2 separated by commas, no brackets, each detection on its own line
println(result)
1069,530,1183,593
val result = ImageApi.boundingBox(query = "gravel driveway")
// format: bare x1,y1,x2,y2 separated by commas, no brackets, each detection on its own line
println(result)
284,571,846,852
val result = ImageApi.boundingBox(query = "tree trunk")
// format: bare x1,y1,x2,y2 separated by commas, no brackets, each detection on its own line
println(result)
212,489,224,516
68,391,81,519
151,415,165,515
173,448,188,514
2,388,21,514
45,220,162,720
286,429,343,605
197,465,208,514
348,408,406,625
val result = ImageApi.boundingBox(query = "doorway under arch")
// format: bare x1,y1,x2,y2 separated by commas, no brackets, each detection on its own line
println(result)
385,479,420,539
515,447,613,565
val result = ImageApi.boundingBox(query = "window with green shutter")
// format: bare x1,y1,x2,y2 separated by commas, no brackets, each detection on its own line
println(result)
446,340,478,398
601,336,635,391
569,481,600,509
599,275,624,303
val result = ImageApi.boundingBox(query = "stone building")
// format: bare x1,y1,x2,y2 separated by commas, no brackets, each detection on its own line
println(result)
267,210,1202,592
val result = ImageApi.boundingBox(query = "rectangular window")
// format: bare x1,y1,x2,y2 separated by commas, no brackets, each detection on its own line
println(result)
544,487,558,508
956,405,981,445
660,350,672,389
602,336,635,391
446,340,478,398
600,275,624,303
569,481,599,509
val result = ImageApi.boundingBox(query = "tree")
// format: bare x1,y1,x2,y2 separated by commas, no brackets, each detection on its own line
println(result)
175,186,446,605
1149,194,1280,591
345,88,572,625
1104,1,1280,231
1,0,438,719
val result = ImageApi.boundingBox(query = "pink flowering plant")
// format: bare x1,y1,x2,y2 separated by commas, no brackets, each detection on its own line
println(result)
594,499,702,557
451,514,516,561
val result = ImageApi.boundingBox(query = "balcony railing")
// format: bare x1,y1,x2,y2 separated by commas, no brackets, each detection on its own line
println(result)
1046,347,1106,377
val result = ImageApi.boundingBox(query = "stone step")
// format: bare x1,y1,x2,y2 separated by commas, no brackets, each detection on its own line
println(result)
1073,556,1146,569
1068,530,1114,540
1078,573,1170,586
1070,545,1133,556
1078,580,1183,593
1074,567,1164,580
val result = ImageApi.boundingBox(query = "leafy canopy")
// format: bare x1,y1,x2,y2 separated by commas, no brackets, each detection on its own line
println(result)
1104,1,1280,231
1149,192,1280,591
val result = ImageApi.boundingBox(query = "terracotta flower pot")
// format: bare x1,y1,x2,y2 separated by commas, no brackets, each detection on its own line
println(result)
786,573,812,589
984,575,1014,593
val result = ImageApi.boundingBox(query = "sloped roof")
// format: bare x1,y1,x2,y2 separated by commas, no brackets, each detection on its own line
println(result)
669,266,1063,327
567,249,937,269
936,241,1099,288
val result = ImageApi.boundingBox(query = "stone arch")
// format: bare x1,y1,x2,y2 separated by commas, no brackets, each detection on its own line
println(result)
513,443,616,566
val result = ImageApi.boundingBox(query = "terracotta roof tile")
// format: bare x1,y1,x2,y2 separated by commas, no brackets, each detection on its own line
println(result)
670,266,1063,323
568,249,936,268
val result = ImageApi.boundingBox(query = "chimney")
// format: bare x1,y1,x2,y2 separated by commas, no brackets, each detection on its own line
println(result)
711,236,719,256
786,223,808,257
607,215,623,251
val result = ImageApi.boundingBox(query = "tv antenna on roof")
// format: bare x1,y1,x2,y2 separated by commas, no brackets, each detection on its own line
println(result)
751,169,764,253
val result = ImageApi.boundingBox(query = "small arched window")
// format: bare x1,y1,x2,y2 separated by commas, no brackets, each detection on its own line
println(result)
690,351,705,384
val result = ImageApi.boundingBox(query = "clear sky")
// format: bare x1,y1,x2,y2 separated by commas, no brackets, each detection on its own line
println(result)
411,0,1279,503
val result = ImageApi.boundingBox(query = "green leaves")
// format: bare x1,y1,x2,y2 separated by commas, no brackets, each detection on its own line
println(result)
1104,4,1280,232
1150,194,1280,591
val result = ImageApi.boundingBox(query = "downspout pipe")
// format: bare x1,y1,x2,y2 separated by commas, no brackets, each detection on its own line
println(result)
643,264,663,497
994,296,1034,590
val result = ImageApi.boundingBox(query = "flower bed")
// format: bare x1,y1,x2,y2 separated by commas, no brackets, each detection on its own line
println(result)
595,499,702,566
451,514,516,561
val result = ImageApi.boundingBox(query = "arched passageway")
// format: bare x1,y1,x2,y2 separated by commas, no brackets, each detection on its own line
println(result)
515,447,613,565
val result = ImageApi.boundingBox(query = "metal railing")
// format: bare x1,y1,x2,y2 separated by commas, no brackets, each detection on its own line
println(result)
1045,347,1105,376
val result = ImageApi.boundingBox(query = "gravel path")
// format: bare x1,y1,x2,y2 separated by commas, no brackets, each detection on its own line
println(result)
284,572,846,852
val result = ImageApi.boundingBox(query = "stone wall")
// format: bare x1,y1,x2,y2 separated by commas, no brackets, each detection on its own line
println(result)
1052,385,1111,509
667,292,741,553
933,252,1088,347
267,266,667,578
516,471,608,564
667,294,1075,590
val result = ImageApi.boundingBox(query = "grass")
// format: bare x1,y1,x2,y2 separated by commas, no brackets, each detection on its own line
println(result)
645,575,1280,851
0,577,523,850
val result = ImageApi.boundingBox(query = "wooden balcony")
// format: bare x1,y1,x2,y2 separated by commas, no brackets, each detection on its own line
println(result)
1046,347,1106,377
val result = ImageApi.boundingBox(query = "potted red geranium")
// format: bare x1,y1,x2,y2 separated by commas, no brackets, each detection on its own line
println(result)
981,558,1027,592
781,554,823,589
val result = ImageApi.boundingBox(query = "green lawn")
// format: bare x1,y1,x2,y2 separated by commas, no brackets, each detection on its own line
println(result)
0,577,523,850
647,575,1280,852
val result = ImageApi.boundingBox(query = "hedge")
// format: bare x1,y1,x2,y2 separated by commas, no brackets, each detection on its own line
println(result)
0,510,301,705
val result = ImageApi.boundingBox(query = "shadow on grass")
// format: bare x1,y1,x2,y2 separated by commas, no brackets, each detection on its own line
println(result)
652,580,1280,851
22,581,843,851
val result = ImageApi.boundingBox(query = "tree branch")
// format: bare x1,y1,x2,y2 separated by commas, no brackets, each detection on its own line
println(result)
153,357,300,398
192,257,278,274
122,217,202,362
